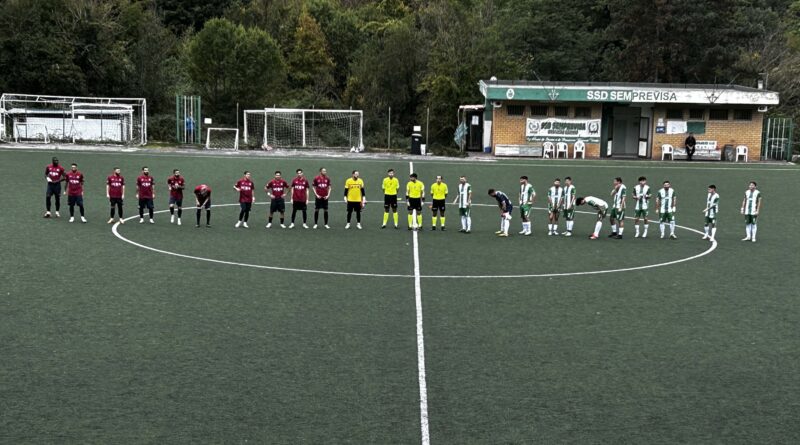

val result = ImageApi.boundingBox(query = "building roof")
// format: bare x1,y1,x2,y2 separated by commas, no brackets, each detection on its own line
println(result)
479,79,779,106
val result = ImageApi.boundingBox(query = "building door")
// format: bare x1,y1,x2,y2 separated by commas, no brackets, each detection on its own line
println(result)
612,106,641,157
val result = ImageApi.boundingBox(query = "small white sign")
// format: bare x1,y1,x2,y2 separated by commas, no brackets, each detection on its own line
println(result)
666,120,687,134
204,118,212,124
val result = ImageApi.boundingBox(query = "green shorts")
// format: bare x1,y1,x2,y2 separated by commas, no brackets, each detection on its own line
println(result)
610,208,625,221
459,207,471,217
548,206,560,214
520,205,532,219
634,209,648,218
596,208,607,220
744,214,758,224
659,212,674,223
705,216,716,225
562,207,575,220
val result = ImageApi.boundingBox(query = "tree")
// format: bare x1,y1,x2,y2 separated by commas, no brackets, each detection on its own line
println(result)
287,8,335,105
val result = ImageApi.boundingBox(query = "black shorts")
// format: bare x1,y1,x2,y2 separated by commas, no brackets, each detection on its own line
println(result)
384,195,398,209
408,197,422,211
46,182,61,196
240,201,252,212
139,198,154,209
431,199,446,212
315,197,329,210
292,201,307,211
347,201,362,212
197,199,211,209
169,196,183,206
67,195,83,206
270,198,285,213
109,197,123,207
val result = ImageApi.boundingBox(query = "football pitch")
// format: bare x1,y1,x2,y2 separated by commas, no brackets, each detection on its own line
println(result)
2,147,799,444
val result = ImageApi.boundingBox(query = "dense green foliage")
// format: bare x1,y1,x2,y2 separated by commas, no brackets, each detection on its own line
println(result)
1,0,798,146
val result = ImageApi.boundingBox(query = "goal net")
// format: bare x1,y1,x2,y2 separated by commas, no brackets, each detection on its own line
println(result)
14,123,50,143
205,127,239,151
244,108,363,151
0,93,146,145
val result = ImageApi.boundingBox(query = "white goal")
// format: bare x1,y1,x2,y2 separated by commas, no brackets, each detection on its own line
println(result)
244,108,363,151
0,93,146,145
205,127,239,151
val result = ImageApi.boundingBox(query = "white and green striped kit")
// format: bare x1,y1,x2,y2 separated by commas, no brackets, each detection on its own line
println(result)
586,196,608,211
743,189,761,215
548,186,564,208
658,188,676,213
633,184,650,210
705,192,720,218
612,184,626,209
563,185,576,209
519,183,535,205
457,182,472,208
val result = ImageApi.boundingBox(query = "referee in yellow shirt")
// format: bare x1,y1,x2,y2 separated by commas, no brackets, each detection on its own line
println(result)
430,175,449,230
406,173,424,230
381,168,400,229
344,170,365,229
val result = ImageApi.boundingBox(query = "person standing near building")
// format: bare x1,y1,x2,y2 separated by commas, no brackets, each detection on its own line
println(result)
702,184,719,242
312,167,332,229
344,170,366,229
685,132,697,161
632,176,651,238
136,167,156,224
64,163,86,223
562,177,576,237
234,171,254,228
518,176,535,236
265,171,289,228
406,173,424,230
44,157,65,218
740,181,762,242
656,180,677,239
609,177,626,239
547,178,564,236
453,175,472,233
429,175,448,231
194,184,212,227
381,169,400,229
167,169,185,226
575,196,608,240
289,168,310,229
106,167,125,224
488,188,513,237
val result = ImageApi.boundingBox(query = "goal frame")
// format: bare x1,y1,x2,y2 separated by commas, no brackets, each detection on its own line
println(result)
244,108,364,150
205,127,240,151
14,123,50,144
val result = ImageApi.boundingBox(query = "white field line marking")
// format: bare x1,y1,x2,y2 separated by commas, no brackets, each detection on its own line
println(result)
410,161,431,445
111,203,716,279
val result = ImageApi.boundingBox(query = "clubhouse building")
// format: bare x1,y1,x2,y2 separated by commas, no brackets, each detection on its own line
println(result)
468,80,780,161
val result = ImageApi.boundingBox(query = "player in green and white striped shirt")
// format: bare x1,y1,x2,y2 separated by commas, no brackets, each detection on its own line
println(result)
609,177,626,239
562,177,576,236
702,184,719,242
518,176,536,236
655,180,677,239
632,176,651,238
575,196,608,239
547,178,564,235
740,181,762,242
453,175,472,233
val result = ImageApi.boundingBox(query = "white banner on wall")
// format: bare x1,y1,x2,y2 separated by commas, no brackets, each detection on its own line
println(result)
666,120,688,134
526,118,601,143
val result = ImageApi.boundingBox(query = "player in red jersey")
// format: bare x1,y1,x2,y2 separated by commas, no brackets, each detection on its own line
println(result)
136,166,156,224
106,167,125,224
166,169,185,226
312,167,331,229
265,171,290,229
64,163,87,223
44,156,65,218
289,168,311,229
234,171,255,228
194,184,212,227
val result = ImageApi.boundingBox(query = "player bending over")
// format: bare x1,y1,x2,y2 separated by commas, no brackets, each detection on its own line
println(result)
655,180,677,239
632,176,651,238
575,196,608,240
430,175,448,230
65,163,86,223
518,176,535,236
488,189,513,237
194,184,212,227
702,184,719,242
381,169,400,229
167,169,185,226
454,176,472,233
740,181,762,242
312,167,332,229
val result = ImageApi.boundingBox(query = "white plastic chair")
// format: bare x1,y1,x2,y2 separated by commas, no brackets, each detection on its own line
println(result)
542,142,555,158
573,140,586,159
735,145,749,162
555,142,569,158
661,144,674,160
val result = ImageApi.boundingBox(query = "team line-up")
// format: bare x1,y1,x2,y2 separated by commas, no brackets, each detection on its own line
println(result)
42,156,764,243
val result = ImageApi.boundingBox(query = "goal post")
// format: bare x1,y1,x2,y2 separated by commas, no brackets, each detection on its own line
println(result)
205,127,239,151
14,123,50,143
244,108,364,151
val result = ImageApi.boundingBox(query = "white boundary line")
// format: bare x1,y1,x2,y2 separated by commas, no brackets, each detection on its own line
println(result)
111,203,717,279
410,161,431,445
